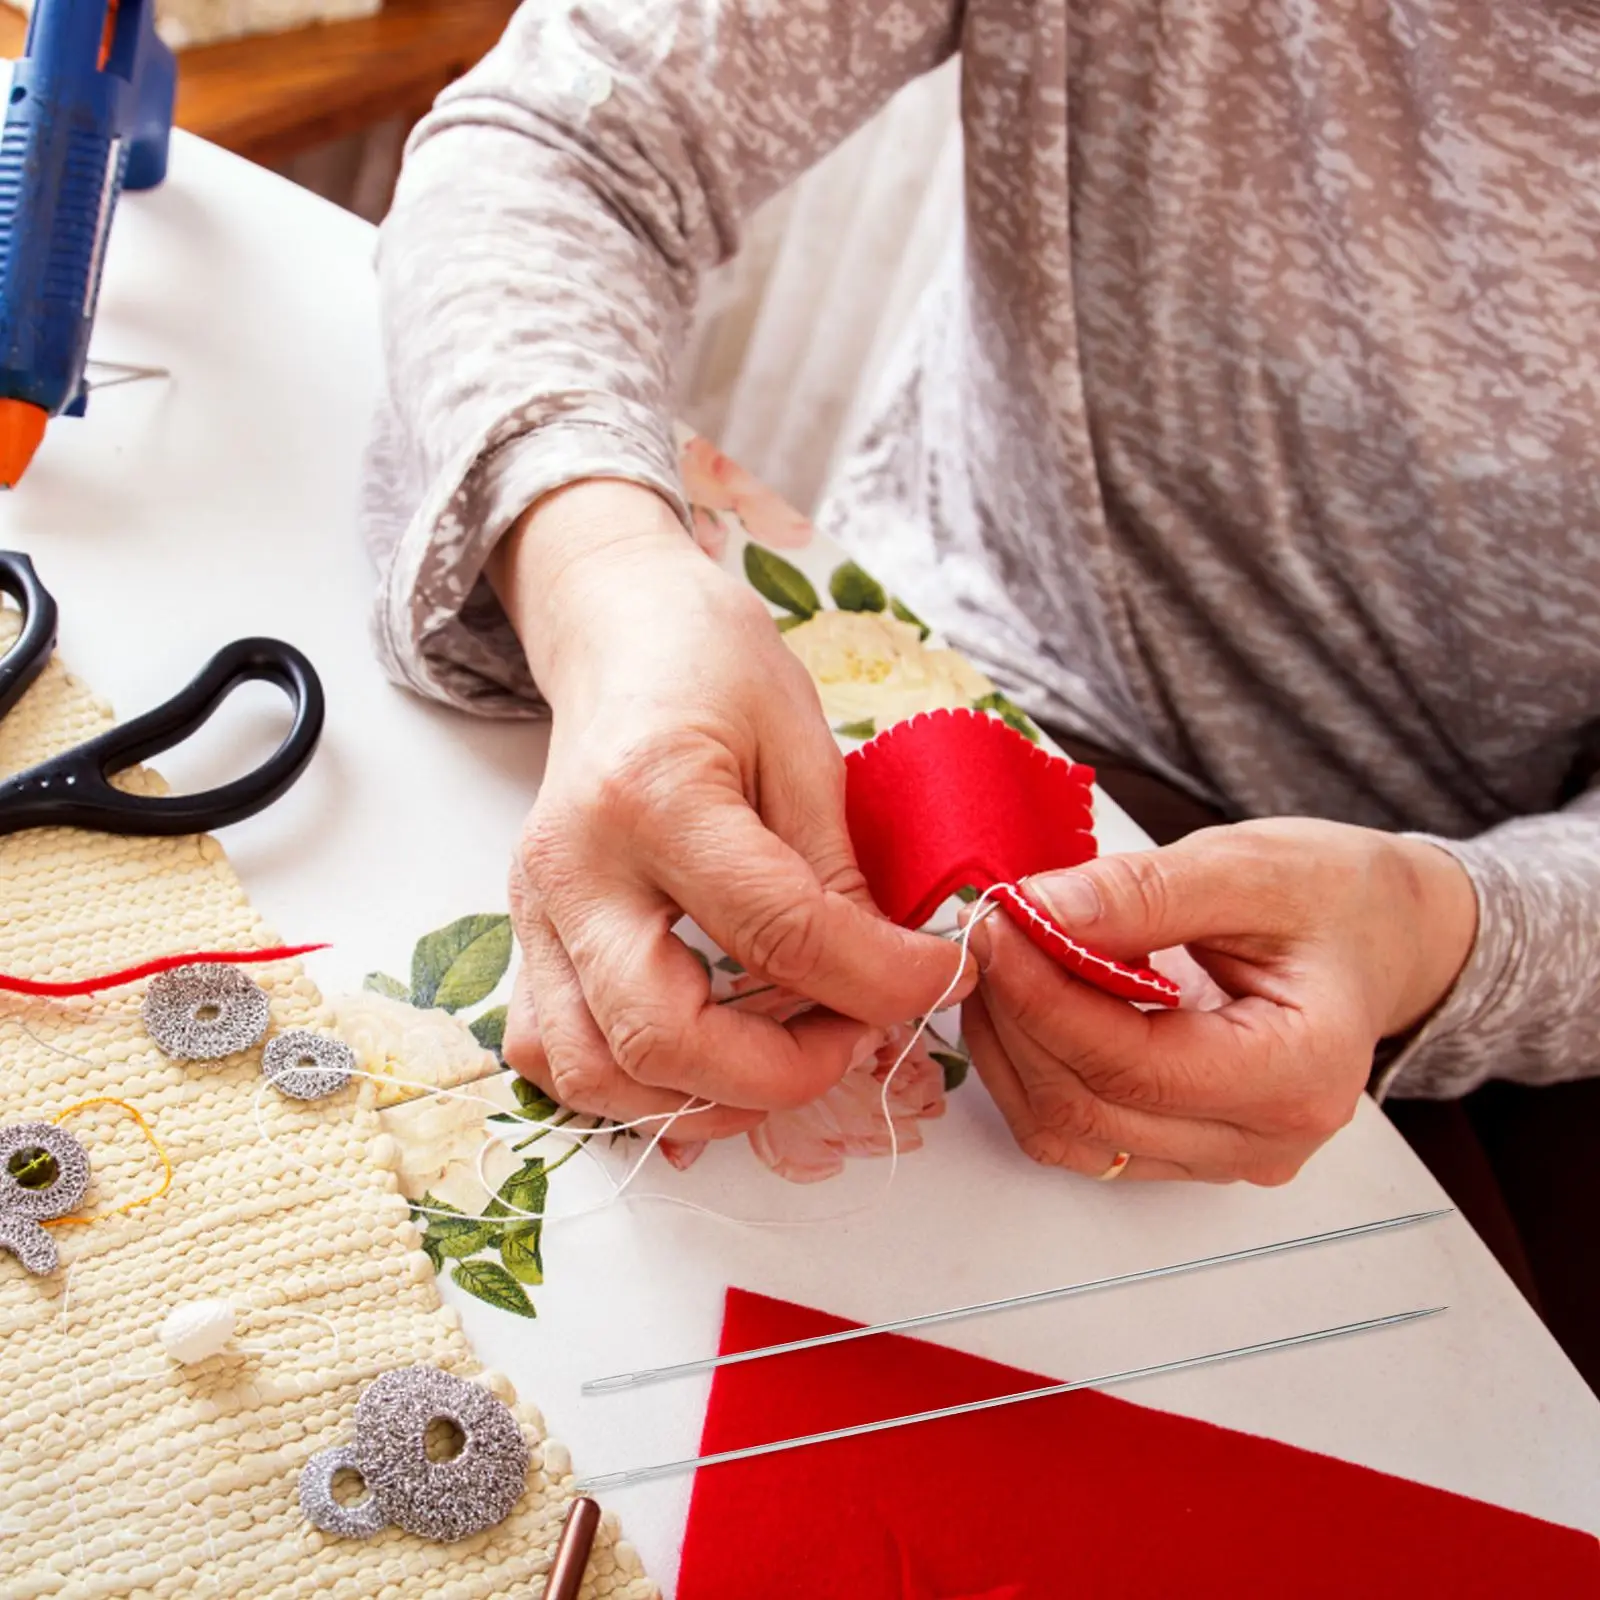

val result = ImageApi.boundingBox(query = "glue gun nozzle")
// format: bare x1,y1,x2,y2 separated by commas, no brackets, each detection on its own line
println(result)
0,400,47,489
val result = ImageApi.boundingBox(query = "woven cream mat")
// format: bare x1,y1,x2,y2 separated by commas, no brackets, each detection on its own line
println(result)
0,613,655,1600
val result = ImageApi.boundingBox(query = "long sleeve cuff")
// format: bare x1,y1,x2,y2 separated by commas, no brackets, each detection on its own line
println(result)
1375,818,1600,1101
367,397,689,717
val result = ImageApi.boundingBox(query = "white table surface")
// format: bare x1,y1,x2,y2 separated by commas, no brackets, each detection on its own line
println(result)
2,128,1597,1593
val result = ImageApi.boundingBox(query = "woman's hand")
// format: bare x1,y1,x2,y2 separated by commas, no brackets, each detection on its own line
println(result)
489,479,968,1138
964,818,1478,1184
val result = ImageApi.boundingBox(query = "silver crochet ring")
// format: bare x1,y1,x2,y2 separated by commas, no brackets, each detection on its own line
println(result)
352,1366,529,1542
0,1211,60,1276
263,1029,354,1101
298,1444,390,1539
141,963,271,1061
0,1121,91,1220
0,1121,88,1277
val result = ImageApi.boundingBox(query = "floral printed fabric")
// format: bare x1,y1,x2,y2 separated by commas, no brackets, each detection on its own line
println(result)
330,901,969,1320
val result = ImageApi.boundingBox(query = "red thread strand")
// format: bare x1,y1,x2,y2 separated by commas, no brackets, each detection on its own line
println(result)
0,945,329,998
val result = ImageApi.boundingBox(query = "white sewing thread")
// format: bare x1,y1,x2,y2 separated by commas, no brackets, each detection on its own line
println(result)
55,1264,90,1574
467,889,1006,1231
234,1303,344,1363
11,889,999,1235
250,893,1001,1233
248,1066,724,1227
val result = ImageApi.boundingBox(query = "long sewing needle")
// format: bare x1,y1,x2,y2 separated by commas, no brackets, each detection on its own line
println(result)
583,1208,1452,1393
575,1305,1445,1493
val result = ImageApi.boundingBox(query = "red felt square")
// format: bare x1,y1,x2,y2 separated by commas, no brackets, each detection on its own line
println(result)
676,1289,1600,1598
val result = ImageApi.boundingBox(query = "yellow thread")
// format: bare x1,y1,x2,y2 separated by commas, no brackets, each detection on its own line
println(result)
42,1098,172,1227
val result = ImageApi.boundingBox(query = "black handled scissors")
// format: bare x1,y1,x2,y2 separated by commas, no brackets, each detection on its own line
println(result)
0,550,325,838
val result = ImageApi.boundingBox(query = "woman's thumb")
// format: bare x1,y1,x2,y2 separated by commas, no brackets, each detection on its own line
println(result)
1022,841,1246,961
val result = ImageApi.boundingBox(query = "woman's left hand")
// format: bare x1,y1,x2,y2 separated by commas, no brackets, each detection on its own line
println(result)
963,819,1478,1184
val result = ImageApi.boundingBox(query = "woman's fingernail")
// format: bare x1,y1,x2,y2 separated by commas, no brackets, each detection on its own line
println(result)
849,1028,887,1071
660,1138,708,1172
1028,871,1102,926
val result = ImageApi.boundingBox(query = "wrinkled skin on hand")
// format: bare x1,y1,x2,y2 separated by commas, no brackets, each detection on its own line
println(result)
491,480,972,1142
964,819,1477,1184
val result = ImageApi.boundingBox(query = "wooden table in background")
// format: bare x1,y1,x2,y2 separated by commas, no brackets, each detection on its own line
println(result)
0,0,519,166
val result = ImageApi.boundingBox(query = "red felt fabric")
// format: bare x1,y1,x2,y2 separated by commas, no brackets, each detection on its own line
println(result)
843,710,1178,1006
843,710,1097,928
676,1289,1600,1599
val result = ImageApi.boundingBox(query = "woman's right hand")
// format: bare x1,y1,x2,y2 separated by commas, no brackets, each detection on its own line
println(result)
489,479,969,1141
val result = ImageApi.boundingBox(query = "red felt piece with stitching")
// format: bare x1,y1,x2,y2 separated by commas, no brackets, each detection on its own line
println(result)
676,1289,1600,1599
844,709,1178,1006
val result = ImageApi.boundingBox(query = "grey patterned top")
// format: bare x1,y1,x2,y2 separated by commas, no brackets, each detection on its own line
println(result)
363,0,1600,1102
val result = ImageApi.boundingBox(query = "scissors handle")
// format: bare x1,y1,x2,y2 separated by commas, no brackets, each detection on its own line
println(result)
0,552,60,721
0,637,326,838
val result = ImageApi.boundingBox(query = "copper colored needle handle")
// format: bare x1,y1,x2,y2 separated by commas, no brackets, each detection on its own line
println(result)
545,1496,601,1600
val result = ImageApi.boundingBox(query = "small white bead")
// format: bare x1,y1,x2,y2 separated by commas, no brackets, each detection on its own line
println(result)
159,1299,237,1364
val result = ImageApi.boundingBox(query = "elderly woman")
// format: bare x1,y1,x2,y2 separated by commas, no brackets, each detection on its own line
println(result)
363,1,1599,1384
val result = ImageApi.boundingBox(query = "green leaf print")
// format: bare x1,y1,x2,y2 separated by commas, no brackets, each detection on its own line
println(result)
495,1157,549,1222
499,1224,545,1286
890,596,931,640
469,1005,508,1054
744,544,821,618
413,1195,497,1260
410,914,513,1011
363,971,410,1002
504,1075,561,1121
451,1259,536,1318
930,1050,970,1092
775,615,807,633
422,1213,498,1260
833,718,877,741
973,691,1041,743
828,560,888,613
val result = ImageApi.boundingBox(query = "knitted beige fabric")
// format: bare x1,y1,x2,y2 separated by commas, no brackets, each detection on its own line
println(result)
0,615,655,1600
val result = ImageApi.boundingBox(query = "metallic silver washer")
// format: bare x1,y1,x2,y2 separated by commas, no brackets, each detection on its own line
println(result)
298,1444,390,1539
263,1029,354,1101
352,1365,529,1542
0,1121,91,1220
141,963,270,1061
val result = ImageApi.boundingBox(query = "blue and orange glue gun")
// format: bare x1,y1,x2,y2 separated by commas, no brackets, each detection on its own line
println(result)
0,0,174,487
